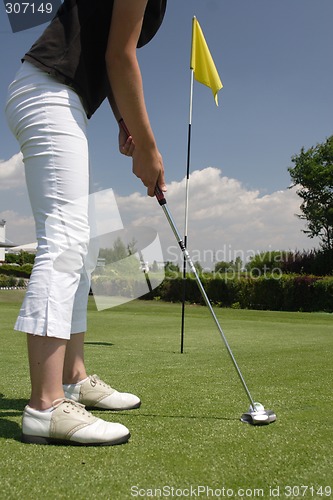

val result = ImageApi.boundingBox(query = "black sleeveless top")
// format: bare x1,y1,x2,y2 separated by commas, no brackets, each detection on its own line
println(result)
23,0,167,118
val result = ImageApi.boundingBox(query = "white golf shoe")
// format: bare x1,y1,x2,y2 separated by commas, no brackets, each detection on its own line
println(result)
63,374,141,411
22,398,130,446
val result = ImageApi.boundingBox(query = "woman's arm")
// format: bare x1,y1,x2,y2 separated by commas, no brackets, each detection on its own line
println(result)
108,91,135,157
105,0,166,196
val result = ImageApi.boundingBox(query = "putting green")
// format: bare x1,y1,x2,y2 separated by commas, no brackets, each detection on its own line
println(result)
0,293,332,499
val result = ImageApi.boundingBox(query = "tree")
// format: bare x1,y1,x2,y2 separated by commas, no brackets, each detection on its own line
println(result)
5,251,35,265
164,261,180,274
215,260,232,273
215,257,243,273
127,238,137,256
99,237,128,264
151,260,159,272
234,256,243,271
245,251,286,275
193,261,203,273
288,136,333,250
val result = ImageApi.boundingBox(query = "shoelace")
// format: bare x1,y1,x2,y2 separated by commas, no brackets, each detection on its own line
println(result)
89,374,112,390
52,398,92,416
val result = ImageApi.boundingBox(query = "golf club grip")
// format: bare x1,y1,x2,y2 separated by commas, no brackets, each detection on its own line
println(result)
118,119,166,206
154,185,167,205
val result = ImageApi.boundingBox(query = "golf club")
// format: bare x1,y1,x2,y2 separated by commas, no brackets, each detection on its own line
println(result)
155,186,276,425
119,120,276,425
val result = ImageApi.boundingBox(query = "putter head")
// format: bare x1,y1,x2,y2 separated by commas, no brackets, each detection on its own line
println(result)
241,403,277,426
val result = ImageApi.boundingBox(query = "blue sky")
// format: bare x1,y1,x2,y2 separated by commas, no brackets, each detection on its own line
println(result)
0,0,332,262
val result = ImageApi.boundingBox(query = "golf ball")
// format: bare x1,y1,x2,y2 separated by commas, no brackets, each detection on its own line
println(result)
250,402,265,413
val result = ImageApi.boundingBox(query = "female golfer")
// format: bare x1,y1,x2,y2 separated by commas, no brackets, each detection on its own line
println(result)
5,0,167,446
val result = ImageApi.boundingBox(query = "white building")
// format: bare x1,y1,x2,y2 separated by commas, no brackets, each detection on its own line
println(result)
0,220,6,262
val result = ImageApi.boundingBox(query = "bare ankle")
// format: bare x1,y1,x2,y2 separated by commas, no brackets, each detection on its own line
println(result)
29,393,65,411
62,371,87,385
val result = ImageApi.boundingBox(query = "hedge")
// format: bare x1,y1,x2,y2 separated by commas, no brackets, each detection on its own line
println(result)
90,273,333,312
0,264,33,278
0,275,26,288
3,265,332,312
149,274,333,313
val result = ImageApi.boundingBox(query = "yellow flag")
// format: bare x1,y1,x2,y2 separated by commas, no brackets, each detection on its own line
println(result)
190,17,223,106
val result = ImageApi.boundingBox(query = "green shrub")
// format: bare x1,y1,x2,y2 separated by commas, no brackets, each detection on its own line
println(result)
313,277,333,312
0,275,17,287
206,277,238,307
0,264,32,278
239,276,284,310
152,273,333,313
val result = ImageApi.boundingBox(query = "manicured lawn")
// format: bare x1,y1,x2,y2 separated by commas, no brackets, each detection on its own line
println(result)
0,291,332,499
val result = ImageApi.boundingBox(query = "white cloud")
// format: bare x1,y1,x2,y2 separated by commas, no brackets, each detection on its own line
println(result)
115,167,319,267
0,153,25,190
0,166,319,266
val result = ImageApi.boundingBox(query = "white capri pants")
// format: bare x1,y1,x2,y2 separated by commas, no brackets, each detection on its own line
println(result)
5,61,94,339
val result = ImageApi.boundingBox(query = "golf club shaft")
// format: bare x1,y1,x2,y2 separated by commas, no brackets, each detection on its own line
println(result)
155,186,256,409
118,119,255,408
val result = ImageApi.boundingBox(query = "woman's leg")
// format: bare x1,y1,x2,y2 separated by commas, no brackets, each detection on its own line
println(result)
6,62,90,406
5,64,133,445
63,332,87,385
6,62,140,419
27,335,67,410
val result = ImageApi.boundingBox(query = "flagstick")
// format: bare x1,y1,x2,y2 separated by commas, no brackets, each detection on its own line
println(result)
180,15,222,352
180,67,194,353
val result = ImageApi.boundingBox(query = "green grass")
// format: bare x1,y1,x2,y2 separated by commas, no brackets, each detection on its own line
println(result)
0,291,332,499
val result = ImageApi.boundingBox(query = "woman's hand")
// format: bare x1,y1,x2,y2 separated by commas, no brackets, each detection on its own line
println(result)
132,146,166,197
